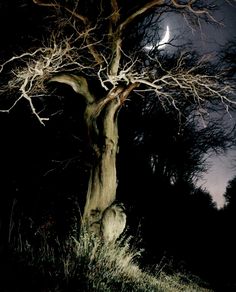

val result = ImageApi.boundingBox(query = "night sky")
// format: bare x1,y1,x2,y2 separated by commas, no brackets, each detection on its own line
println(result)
198,150,236,208
198,1,236,208
143,0,236,207
175,1,236,208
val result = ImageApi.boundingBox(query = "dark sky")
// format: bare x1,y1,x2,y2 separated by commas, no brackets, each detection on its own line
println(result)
197,0,236,52
155,1,236,207
163,0,236,53
194,1,236,208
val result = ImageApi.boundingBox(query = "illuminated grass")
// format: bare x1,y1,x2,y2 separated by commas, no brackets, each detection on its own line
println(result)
8,226,212,292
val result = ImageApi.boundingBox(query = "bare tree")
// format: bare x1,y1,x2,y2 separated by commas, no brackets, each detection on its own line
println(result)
0,0,235,240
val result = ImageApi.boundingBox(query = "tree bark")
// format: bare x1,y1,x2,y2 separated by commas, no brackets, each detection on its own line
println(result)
49,74,138,238
82,92,121,231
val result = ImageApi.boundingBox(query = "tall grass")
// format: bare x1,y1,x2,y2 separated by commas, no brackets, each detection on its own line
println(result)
4,213,213,291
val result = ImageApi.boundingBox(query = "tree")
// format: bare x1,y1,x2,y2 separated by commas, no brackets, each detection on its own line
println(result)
0,0,235,241
124,100,232,186
224,175,236,210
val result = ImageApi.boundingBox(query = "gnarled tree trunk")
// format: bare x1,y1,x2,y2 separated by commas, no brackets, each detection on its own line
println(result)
83,89,121,231
50,74,137,240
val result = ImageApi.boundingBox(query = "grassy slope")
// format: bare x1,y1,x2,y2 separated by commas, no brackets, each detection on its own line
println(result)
2,227,212,292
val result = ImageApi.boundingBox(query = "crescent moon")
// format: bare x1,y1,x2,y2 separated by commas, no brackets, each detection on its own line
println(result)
145,25,170,51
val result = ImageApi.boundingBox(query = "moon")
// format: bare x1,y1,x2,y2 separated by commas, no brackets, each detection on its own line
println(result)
145,25,170,51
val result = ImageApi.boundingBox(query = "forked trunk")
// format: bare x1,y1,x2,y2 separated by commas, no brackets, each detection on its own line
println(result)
49,74,138,240
82,94,120,231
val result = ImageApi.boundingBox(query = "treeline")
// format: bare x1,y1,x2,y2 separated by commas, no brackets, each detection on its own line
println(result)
117,98,236,291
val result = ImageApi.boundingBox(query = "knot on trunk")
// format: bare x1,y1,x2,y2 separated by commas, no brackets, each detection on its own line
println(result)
89,202,126,243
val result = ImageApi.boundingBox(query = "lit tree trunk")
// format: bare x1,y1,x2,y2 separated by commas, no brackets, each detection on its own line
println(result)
49,74,138,238
83,89,121,231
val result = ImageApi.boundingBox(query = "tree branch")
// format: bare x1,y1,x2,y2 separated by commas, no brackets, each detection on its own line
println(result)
49,74,95,104
33,0,88,24
119,0,164,31
111,0,120,25
120,82,140,104
170,0,219,24
33,0,103,65
109,0,164,79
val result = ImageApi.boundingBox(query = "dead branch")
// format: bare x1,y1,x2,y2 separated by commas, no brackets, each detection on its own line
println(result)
109,0,165,78
119,0,165,32
33,0,88,24
0,0,234,124
170,0,218,23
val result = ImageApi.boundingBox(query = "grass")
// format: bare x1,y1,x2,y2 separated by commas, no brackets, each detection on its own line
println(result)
2,218,213,292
